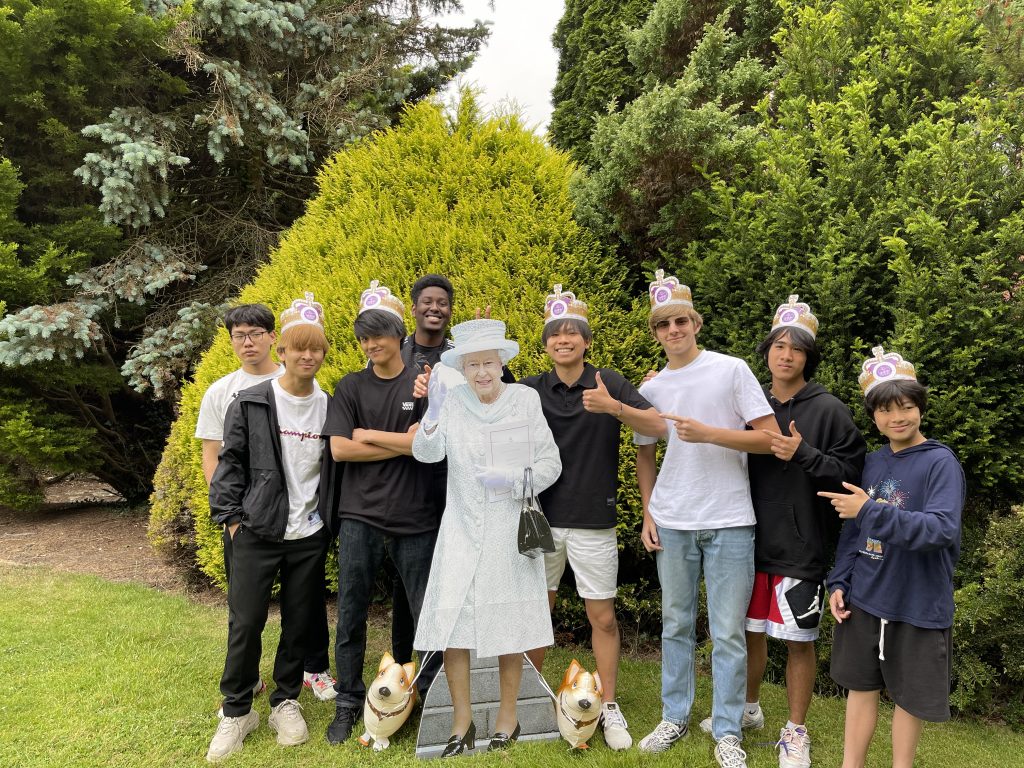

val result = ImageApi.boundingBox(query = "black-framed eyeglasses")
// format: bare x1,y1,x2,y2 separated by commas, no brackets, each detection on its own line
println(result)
230,331,267,343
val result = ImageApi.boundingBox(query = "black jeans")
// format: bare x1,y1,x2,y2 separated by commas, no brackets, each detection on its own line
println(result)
220,525,330,717
333,519,438,709
223,526,331,673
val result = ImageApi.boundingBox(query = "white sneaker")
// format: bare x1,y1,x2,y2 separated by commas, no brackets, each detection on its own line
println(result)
216,678,266,719
303,670,338,701
700,704,765,735
715,734,749,768
777,725,812,768
600,701,632,750
268,699,308,746
638,720,686,753
206,709,259,762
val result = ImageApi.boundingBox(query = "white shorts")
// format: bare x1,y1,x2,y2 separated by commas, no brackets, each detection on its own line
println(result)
543,527,618,600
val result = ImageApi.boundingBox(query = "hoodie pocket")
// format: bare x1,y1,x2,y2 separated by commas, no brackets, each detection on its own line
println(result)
754,500,806,565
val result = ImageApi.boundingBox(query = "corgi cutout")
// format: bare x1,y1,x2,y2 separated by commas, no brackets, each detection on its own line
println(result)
555,658,603,749
359,652,417,751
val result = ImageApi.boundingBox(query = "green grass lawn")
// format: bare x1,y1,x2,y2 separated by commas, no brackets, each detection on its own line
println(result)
2,564,1021,767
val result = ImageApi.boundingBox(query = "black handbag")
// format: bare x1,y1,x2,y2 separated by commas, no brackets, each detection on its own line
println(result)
518,467,555,558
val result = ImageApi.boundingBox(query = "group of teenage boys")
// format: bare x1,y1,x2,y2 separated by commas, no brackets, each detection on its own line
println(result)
198,271,963,768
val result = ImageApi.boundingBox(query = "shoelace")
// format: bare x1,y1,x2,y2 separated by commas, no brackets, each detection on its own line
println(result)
309,673,334,689
216,714,248,738
602,706,628,730
777,727,810,755
649,721,681,744
274,699,303,719
717,736,748,768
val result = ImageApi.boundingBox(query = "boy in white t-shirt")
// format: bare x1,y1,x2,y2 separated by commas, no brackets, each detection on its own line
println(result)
634,271,775,768
206,294,335,762
195,304,336,705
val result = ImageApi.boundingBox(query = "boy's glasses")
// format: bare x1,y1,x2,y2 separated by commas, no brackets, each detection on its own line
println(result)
654,318,691,331
230,331,267,343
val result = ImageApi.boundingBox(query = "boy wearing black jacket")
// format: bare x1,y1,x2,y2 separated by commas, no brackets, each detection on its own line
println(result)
724,296,865,768
206,294,334,762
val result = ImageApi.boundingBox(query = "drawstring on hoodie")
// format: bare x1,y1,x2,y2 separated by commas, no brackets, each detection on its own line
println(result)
878,618,888,660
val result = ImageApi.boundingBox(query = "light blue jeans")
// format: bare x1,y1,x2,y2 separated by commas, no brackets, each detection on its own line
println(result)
656,525,755,740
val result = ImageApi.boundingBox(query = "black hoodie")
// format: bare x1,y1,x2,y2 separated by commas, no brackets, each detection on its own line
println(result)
748,382,866,581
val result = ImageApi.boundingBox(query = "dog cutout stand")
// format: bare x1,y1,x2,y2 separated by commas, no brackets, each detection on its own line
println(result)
360,653,419,751
415,651,559,758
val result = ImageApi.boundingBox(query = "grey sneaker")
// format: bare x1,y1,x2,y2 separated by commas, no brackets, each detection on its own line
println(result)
303,670,338,701
777,725,812,768
206,709,259,762
638,719,686,753
600,701,632,750
268,699,308,746
700,704,765,735
715,734,749,768
216,678,266,719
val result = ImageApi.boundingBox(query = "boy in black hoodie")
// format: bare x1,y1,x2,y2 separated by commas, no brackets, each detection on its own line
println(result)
821,348,964,768
723,296,865,768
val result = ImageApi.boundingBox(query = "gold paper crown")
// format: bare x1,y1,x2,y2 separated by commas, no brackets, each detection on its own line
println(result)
648,269,693,310
858,346,917,395
771,294,819,338
358,280,405,320
280,291,325,333
544,284,589,325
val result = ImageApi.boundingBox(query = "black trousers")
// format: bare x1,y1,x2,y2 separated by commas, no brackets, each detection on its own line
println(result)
334,519,438,710
224,526,330,673
220,526,330,717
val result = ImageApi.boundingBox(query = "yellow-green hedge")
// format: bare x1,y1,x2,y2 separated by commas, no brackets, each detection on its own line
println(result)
148,95,658,589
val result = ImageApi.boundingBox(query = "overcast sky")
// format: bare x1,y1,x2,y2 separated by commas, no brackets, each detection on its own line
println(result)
433,0,565,135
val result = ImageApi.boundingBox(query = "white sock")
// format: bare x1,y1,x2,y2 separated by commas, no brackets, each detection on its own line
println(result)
786,720,804,730
745,702,760,715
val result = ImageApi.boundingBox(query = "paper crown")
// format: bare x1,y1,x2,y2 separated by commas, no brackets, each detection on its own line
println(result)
544,284,589,325
280,292,325,333
358,280,405,320
648,269,693,310
859,346,918,395
772,294,819,338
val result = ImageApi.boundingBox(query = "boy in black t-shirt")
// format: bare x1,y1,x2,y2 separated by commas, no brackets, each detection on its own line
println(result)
520,285,665,751
322,281,439,745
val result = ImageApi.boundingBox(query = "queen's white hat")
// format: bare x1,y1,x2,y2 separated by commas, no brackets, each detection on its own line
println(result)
440,319,519,368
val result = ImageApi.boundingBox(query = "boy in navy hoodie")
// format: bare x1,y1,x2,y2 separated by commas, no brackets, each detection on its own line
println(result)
820,347,964,768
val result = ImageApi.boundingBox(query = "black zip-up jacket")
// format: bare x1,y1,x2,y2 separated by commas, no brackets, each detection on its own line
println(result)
209,380,340,540
747,382,866,581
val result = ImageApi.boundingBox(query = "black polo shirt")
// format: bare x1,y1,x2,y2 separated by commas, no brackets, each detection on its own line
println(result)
519,363,652,529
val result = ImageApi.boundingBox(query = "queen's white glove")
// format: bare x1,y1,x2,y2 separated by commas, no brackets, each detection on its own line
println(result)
475,466,517,490
422,367,449,427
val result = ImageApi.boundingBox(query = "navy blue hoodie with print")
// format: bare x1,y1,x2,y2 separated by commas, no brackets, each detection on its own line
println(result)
827,439,964,629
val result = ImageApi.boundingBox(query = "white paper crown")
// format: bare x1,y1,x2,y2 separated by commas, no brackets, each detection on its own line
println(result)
772,294,819,338
648,269,693,310
358,280,405,320
544,284,589,325
280,292,325,333
859,346,918,395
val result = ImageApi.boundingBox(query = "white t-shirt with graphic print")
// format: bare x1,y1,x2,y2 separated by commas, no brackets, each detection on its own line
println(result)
635,350,773,530
271,378,327,540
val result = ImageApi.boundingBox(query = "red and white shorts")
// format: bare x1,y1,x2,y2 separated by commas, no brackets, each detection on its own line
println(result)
745,572,825,642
